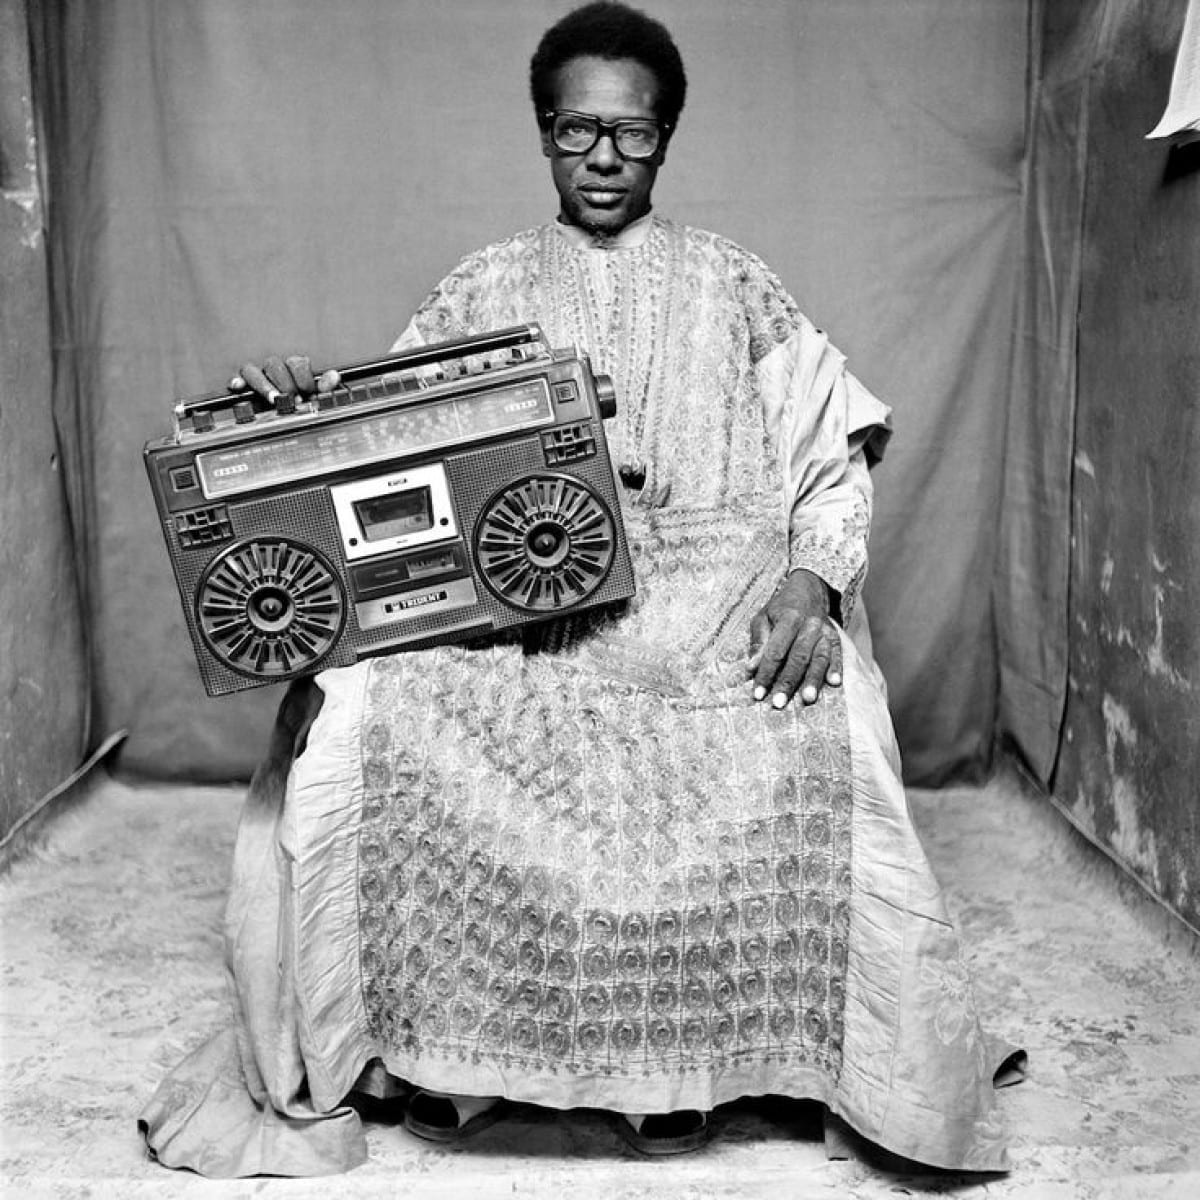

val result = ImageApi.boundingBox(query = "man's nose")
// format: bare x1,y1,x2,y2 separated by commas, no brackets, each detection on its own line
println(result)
585,132,622,170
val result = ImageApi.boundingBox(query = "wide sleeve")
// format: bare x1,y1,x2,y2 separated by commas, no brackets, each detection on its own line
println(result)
757,316,893,623
391,229,544,351
389,245,498,353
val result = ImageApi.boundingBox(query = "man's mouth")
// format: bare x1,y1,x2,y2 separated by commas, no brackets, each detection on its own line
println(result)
579,186,628,206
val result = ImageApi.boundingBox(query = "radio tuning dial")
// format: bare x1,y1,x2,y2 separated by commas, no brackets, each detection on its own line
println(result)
234,401,255,424
594,373,617,420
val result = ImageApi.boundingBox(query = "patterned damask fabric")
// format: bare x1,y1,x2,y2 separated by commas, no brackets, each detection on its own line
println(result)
138,217,1014,1178
356,507,854,1091
351,219,880,1093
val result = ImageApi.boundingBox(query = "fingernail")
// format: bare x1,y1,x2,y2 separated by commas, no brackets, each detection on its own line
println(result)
230,375,246,390
828,672,842,686
753,686,766,701
801,685,818,703
771,692,788,709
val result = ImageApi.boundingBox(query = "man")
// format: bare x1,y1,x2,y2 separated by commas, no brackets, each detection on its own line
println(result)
141,2,1015,1176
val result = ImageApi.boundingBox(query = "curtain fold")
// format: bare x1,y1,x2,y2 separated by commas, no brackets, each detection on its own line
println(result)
993,0,1113,784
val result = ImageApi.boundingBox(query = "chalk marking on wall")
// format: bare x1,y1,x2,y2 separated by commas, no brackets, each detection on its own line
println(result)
1101,694,1137,766
1105,588,1189,690
1072,778,1095,828
1109,776,1163,893
1100,554,1114,594
1099,693,1162,892
1145,585,1189,688
1074,450,1097,479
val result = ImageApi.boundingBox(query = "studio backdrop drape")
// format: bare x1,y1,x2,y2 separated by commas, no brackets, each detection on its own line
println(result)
32,0,1029,784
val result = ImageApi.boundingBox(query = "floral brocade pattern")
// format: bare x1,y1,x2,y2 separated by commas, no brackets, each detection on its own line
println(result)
355,218,858,1090
356,624,853,1077
412,219,805,516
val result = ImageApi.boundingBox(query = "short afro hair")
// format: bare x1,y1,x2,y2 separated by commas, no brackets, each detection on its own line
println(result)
530,2,688,131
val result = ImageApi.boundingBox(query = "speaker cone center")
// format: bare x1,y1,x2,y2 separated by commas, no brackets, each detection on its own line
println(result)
247,584,295,633
525,520,570,569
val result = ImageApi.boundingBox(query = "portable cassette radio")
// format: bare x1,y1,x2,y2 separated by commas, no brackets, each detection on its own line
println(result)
144,324,636,695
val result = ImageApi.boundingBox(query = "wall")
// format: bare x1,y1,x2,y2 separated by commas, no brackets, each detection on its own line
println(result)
0,0,88,841
1058,1,1200,932
1004,0,1200,931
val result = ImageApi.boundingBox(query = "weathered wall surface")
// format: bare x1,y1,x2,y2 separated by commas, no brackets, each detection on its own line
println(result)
0,0,88,840
1051,0,1200,931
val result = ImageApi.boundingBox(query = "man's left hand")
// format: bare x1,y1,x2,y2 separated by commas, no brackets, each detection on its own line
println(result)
748,569,843,709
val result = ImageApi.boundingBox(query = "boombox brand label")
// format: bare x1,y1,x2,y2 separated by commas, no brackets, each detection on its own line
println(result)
388,590,447,611
356,577,478,630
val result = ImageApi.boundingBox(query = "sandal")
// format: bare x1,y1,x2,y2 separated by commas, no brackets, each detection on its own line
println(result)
618,1109,709,1156
404,1090,505,1143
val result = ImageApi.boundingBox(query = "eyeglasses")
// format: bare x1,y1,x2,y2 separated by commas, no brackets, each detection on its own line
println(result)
542,110,669,161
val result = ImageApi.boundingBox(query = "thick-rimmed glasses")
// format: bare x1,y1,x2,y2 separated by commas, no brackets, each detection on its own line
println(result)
542,110,669,161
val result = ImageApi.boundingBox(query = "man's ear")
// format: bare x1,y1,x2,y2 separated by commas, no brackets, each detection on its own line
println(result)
540,126,553,158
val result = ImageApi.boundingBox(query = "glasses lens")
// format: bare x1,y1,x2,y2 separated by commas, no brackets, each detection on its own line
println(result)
550,114,662,159
552,114,599,153
614,121,660,159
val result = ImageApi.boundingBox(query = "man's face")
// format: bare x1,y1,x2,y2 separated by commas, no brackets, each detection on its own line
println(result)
542,55,666,236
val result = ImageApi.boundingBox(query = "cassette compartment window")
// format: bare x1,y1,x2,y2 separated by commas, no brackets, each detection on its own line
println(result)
353,487,433,542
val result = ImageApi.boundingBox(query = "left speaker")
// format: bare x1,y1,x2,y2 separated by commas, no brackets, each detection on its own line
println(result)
195,536,346,678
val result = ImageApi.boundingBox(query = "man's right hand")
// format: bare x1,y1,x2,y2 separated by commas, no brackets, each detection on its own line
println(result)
231,354,340,402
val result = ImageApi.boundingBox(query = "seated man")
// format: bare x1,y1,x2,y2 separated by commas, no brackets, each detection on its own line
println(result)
141,1,1016,1176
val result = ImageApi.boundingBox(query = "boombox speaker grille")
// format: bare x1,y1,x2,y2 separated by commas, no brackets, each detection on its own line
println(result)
196,536,346,679
474,473,616,612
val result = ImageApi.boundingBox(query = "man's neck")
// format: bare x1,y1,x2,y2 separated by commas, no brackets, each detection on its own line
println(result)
556,210,654,249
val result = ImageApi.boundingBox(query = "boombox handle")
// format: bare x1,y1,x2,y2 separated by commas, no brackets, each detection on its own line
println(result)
174,324,551,419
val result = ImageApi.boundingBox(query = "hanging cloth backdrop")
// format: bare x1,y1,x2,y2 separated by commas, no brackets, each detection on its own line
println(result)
33,0,1029,784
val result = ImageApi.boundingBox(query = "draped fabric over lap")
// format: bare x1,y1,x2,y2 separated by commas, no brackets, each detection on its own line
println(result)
139,220,1016,1178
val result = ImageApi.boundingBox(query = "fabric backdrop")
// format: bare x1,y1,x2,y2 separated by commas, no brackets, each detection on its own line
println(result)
33,0,1028,784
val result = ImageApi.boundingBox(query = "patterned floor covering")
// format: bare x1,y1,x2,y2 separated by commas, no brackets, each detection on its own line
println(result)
1,770,1197,1199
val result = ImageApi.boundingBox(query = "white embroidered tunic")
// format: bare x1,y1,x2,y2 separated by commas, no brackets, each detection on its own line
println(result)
139,217,1015,1179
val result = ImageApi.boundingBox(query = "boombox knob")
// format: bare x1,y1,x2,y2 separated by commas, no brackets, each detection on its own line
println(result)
594,373,617,420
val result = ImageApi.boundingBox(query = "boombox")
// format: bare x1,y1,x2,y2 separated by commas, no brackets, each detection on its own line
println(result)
145,325,636,695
